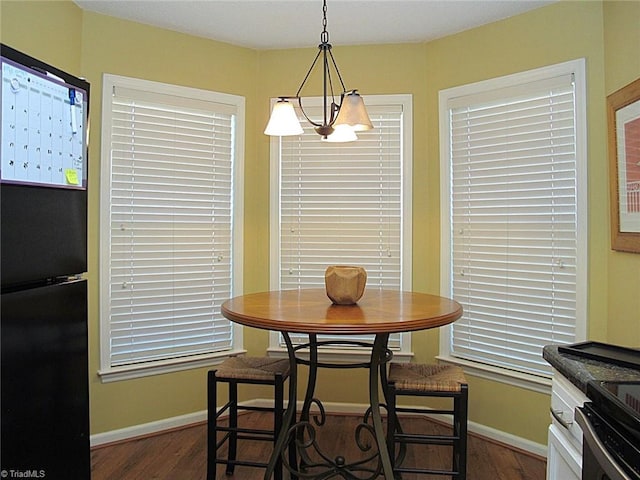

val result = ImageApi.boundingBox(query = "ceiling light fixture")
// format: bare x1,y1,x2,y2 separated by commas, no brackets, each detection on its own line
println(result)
264,0,373,142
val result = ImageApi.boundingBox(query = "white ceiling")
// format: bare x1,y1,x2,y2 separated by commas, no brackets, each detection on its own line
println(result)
73,0,556,50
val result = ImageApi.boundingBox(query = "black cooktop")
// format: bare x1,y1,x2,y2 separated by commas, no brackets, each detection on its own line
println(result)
587,380,640,442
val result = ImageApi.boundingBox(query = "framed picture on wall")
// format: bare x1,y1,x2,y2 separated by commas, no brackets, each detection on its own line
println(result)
609,77,640,253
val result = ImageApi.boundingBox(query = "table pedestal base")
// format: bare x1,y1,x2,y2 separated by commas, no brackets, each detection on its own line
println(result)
265,333,394,480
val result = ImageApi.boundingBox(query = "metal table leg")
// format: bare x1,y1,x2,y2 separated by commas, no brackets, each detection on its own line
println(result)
266,332,394,479
369,333,394,479
265,332,298,480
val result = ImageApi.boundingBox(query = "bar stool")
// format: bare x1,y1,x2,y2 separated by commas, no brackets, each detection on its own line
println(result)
207,356,291,480
386,363,468,479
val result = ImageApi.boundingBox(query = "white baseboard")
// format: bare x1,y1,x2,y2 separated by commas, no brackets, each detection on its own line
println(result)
91,399,547,458
91,410,208,447
464,417,547,458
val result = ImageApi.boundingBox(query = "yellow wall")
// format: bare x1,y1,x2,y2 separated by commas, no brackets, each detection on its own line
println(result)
603,1,640,346
420,1,610,443
0,0,83,73
1,0,638,446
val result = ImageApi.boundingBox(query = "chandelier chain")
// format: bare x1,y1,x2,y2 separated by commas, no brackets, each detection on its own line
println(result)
321,0,329,44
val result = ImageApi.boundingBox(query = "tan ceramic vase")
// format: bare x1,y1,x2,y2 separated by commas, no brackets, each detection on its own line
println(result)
324,266,367,305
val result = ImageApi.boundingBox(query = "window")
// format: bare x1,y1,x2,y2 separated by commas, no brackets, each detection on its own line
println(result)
99,74,245,381
439,60,587,385
269,95,413,360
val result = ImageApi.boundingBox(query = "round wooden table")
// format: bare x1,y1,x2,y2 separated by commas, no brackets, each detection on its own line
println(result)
221,288,463,480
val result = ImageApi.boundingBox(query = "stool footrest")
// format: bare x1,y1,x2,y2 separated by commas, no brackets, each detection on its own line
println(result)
234,433,275,442
395,432,458,445
234,404,284,413
215,459,269,469
396,466,462,476
214,402,283,417
395,407,455,416
217,426,276,437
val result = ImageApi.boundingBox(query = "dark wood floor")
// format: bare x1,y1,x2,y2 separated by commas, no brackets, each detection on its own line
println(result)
91,412,546,479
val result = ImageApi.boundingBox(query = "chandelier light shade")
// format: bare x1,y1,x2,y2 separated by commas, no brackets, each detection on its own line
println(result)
264,0,373,141
333,90,373,131
264,99,304,136
322,124,358,143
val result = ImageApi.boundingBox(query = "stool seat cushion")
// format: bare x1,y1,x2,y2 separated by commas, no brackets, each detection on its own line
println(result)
215,356,290,381
388,363,466,393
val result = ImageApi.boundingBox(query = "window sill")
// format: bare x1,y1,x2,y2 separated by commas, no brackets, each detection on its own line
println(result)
98,349,247,383
267,347,414,365
436,355,551,395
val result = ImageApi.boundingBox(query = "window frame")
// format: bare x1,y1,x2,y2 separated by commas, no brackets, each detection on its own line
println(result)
98,74,246,382
267,94,414,362
438,60,588,392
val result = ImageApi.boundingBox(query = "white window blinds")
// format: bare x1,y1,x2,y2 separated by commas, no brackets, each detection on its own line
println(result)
271,96,412,350
441,62,587,378
100,75,244,372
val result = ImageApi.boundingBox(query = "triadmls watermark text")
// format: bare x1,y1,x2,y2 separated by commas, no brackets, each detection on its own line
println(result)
0,470,46,478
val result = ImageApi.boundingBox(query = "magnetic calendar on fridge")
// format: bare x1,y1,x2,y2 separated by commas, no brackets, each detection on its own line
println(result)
1,54,87,189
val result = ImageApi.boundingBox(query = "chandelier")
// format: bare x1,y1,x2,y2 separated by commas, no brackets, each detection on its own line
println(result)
264,0,373,142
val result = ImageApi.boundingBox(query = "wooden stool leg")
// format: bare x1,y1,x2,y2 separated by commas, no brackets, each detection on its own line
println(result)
453,393,461,477
206,370,217,480
455,385,468,480
226,380,238,475
386,381,397,469
273,374,284,480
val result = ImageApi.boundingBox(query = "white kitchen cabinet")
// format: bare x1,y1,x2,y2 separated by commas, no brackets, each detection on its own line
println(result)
546,368,589,480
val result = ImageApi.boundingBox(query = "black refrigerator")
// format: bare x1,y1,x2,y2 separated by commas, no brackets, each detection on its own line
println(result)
1,44,91,479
